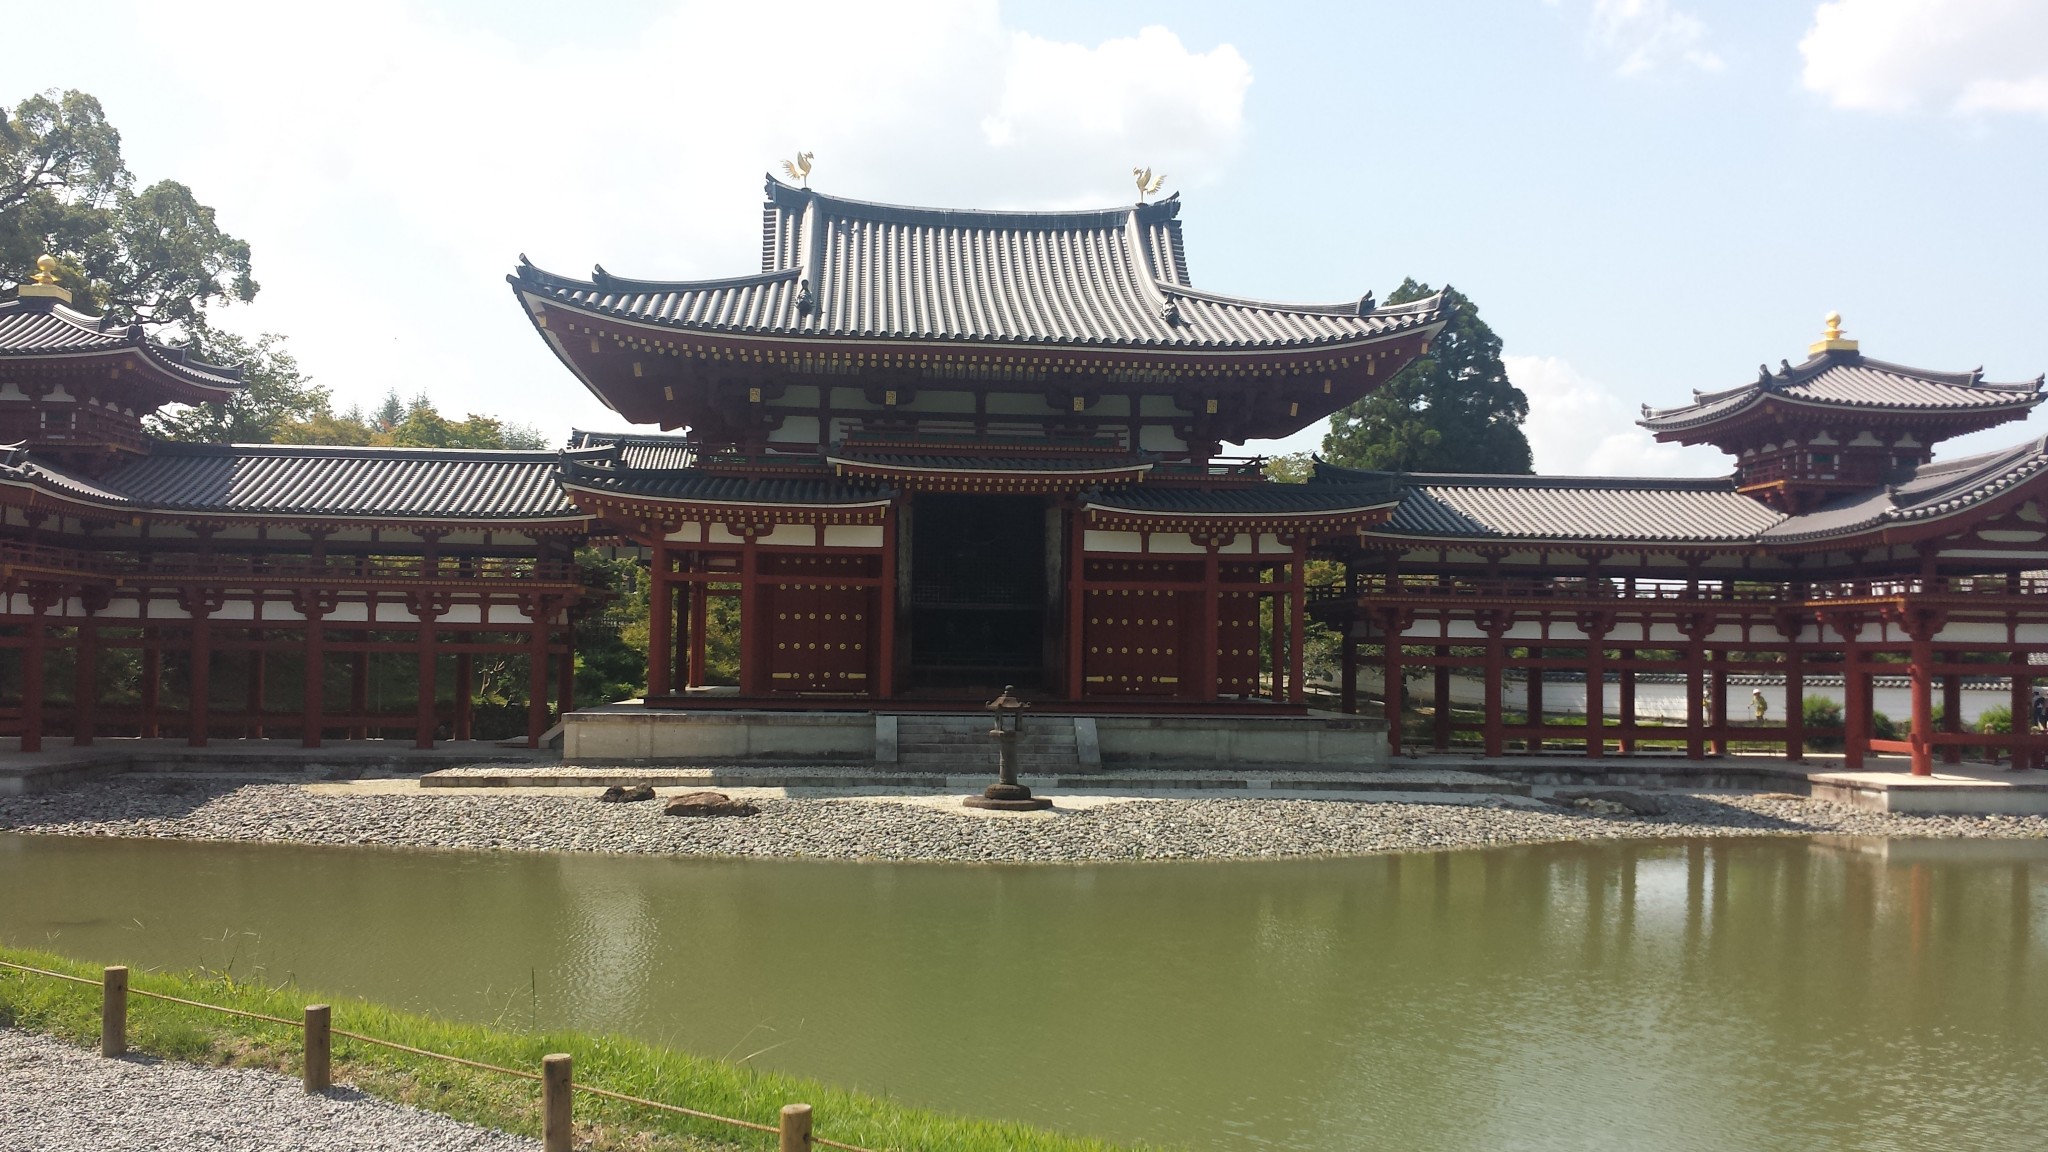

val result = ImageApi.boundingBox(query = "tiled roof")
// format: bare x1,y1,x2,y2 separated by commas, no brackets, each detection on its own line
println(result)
1087,479,1400,516
567,429,695,470
0,295,245,394
0,442,582,521
1763,436,2048,543
828,451,1154,476
563,460,890,507
511,176,1446,352
1640,349,2043,434
1314,461,1785,543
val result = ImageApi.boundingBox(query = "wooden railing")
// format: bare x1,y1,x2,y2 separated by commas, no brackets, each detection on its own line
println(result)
0,541,584,587
0,958,870,1152
1307,573,2048,605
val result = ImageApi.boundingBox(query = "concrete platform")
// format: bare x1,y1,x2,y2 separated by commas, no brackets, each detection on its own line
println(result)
0,739,550,796
419,763,1525,796
561,704,1389,768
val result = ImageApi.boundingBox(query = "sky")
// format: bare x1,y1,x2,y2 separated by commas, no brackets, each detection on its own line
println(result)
8,0,2048,476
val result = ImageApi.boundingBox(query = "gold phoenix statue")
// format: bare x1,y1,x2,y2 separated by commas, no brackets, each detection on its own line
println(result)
1133,166,1166,201
780,152,815,188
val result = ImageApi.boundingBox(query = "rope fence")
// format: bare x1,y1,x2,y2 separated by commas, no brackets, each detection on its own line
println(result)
0,959,874,1152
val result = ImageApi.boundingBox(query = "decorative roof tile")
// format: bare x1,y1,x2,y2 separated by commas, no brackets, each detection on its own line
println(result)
1640,349,2043,435
0,295,245,394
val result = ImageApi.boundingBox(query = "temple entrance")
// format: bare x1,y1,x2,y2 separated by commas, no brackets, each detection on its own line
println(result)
908,494,1047,692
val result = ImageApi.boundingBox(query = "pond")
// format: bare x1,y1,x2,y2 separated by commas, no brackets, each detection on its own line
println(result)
2,832,2043,1150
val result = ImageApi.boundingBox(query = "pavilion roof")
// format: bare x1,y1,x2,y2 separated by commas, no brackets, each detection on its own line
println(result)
0,293,245,398
567,429,696,470
0,441,584,524
512,176,1445,354
1761,435,2048,543
1638,348,2043,437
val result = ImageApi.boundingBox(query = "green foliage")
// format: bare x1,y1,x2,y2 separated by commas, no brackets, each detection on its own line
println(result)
1978,705,2013,735
1262,452,1314,484
1322,279,1532,475
146,331,328,444
1802,696,1844,750
1869,710,1898,741
575,548,650,706
0,944,1139,1152
270,390,547,450
2,89,255,329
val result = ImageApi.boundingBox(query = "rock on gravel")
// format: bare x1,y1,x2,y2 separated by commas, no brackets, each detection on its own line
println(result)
0,1027,532,1152
0,774,2045,863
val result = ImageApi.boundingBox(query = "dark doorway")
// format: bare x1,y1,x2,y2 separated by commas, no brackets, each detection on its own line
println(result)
909,494,1046,691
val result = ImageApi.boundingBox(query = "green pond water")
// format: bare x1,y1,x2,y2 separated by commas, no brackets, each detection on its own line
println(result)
2,831,2044,1151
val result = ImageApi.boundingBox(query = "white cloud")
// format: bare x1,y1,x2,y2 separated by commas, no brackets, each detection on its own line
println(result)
111,1,1251,431
1507,354,1728,477
1800,0,2048,117
1587,0,1723,76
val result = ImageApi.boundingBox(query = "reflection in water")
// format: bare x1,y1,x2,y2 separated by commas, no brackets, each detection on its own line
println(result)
1,833,2044,1151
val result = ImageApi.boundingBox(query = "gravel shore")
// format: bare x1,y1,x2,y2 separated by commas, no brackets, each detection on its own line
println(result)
1,774,2044,862
0,1027,531,1152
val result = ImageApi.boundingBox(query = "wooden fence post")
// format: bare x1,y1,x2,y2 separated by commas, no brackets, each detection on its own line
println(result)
303,1004,331,1092
780,1102,813,1151
101,966,128,1057
542,1053,573,1152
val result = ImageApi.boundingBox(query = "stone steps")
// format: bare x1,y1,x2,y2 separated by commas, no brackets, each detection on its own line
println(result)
884,714,1088,771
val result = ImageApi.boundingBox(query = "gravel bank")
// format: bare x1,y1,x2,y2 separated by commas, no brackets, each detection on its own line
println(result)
0,1026,531,1152
1,775,2044,862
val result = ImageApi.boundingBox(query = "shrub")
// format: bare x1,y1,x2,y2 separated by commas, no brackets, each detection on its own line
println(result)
1978,704,2013,735
1870,710,1898,740
1802,696,1843,749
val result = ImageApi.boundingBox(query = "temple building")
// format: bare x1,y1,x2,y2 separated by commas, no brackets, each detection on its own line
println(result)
512,176,1447,712
0,260,591,752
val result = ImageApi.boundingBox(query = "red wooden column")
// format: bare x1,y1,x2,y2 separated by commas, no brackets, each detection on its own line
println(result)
1482,626,1505,758
526,597,553,748
1338,630,1358,714
1708,647,1729,756
454,653,473,740
414,599,445,750
1197,545,1221,703
738,537,765,698
2012,649,2032,770
686,574,708,688
246,627,266,739
1381,612,1402,757
140,624,161,738
1287,544,1307,706
1525,645,1543,753
1940,668,1963,766
20,602,47,753
1907,635,1935,776
1683,643,1705,761
1064,508,1086,701
350,637,369,739
1843,637,1866,771
1432,648,1453,750
1784,646,1805,761
647,544,673,700
185,595,218,748
1618,647,1637,755
878,511,899,699
299,598,328,748
1584,630,1607,759
72,611,98,747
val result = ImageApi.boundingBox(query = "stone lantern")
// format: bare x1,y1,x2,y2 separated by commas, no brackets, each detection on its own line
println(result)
963,685,1052,811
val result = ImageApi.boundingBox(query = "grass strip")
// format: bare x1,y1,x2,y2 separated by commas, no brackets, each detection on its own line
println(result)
0,943,1152,1152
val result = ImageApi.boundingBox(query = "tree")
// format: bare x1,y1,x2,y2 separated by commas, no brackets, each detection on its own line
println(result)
147,331,330,444
267,390,548,450
2,89,256,328
1322,279,1532,475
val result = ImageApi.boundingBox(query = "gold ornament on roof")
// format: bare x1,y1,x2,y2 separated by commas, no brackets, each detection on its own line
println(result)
1133,166,1166,202
1809,309,1858,355
19,254,72,303
780,152,815,188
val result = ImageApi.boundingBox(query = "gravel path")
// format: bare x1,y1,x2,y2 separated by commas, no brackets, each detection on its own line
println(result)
0,1027,531,1152
1,775,2044,862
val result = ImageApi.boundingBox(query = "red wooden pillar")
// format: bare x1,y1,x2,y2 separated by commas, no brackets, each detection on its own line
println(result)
247,628,266,739
454,652,473,741
1709,648,1729,756
1287,546,1307,706
1198,547,1220,703
350,638,369,740
1684,643,1705,761
526,601,552,748
1064,508,1086,701
1525,645,1543,753
1843,639,1867,771
301,607,325,748
1585,637,1606,759
647,544,672,700
1483,634,1504,758
1908,637,1935,776
140,624,161,739
1785,647,1805,761
414,607,440,750
1618,647,1637,755
21,611,46,753
878,511,899,699
738,540,765,698
1940,669,1962,766
558,639,575,718
687,577,708,689
1432,648,1452,750
1383,620,1402,757
2012,649,2032,770
72,617,96,747
187,609,213,748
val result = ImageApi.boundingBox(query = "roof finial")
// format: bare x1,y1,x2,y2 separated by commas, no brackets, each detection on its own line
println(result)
1133,166,1166,203
1809,309,1857,356
19,254,72,304
779,151,814,188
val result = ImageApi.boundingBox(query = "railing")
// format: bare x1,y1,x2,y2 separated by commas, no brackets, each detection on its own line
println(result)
0,541,584,586
1307,572,2048,605
0,958,871,1152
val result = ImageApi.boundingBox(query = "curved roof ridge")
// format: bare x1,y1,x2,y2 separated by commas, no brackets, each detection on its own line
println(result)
514,256,796,296
763,173,1178,232
151,441,560,462
1402,471,1738,491
1163,282,1431,319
